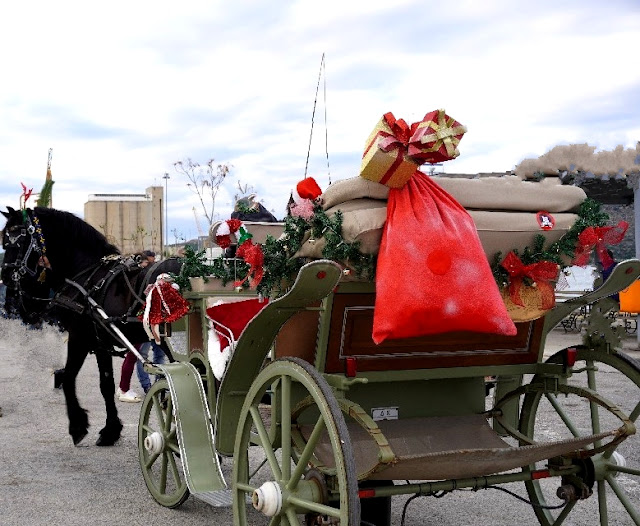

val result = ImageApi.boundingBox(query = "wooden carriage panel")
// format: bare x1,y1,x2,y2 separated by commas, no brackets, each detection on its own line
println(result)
274,309,321,362
324,292,544,373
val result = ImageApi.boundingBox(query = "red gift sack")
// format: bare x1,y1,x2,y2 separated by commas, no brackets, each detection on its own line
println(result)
372,171,516,344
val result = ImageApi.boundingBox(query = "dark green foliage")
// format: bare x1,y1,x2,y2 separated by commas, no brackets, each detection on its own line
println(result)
491,198,609,285
36,179,55,208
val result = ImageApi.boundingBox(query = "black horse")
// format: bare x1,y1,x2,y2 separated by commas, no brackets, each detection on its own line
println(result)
1,206,182,446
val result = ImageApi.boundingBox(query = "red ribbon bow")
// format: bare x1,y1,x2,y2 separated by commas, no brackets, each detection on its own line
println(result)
376,113,413,153
573,221,628,268
235,240,264,289
20,182,33,206
501,252,558,309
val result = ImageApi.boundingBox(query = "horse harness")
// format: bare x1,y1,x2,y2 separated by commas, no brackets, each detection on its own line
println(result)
3,211,163,354
2,210,48,284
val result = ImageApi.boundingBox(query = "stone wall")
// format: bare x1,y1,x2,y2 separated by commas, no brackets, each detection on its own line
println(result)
603,203,636,261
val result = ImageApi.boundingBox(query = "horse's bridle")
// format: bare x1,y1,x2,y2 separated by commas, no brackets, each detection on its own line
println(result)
2,211,46,285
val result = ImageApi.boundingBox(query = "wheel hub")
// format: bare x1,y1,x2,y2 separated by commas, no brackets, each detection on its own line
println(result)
144,431,165,455
609,451,627,478
252,481,282,516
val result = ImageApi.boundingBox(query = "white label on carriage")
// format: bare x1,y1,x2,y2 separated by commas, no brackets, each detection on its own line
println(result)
371,407,398,421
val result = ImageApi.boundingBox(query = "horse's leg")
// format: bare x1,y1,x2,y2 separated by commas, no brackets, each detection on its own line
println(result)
62,332,90,445
94,350,122,446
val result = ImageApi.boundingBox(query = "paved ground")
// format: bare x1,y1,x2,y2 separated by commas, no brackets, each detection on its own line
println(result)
1,317,639,526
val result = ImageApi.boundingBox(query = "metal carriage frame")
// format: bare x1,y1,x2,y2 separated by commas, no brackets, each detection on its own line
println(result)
137,258,640,525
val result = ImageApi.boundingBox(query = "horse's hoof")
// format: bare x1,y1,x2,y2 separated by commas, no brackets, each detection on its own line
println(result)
71,429,88,446
96,422,123,446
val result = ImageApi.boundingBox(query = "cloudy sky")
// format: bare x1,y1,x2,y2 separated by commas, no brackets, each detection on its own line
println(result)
1,0,638,242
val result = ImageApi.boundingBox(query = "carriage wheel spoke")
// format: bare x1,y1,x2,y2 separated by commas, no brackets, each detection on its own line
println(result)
160,452,169,493
287,495,341,518
629,400,640,424
280,374,292,481
597,479,609,525
285,507,302,525
167,440,180,455
163,397,173,433
141,424,155,435
606,474,640,525
250,405,282,480
167,450,182,487
145,451,160,470
288,414,326,491
552,499,576,525
546,393,581,438
153,394,166,429
609,464,640,477
267,516,280,526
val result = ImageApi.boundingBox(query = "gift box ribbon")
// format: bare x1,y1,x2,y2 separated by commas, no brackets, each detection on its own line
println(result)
362,112,424,186
501,251,558,310
414,109,467,159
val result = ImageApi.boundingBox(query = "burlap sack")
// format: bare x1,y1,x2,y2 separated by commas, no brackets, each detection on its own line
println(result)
295,205,577,262
294,199,387,258
433,175,586,213
321,175,585,213
321,177,389,210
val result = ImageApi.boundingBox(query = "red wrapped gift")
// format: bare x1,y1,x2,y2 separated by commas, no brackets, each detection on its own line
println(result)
360,112,423,188
410,109,467,163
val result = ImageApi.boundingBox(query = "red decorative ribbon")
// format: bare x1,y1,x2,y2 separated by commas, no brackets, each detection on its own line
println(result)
235,240,264,289
501,251,558,309
20,182,33,207
573,221,628,268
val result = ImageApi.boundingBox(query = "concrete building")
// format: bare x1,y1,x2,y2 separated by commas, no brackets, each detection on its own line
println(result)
84,186,164,256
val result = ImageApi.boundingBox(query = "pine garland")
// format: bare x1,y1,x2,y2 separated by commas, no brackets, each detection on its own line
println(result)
491,198,609,287
176,197,611,298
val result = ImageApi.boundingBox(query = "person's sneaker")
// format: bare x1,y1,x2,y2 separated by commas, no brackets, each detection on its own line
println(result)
118,389,142,403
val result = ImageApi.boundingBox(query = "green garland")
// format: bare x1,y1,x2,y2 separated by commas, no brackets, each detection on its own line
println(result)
175,197,610,298
491,198,609,287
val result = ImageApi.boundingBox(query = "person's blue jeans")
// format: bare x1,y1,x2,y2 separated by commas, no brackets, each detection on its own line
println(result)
136,342,166,393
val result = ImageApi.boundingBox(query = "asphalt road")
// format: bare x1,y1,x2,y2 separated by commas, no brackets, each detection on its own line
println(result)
1,317,639,526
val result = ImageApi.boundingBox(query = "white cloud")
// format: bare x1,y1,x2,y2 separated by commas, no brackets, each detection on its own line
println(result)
1,0,639,240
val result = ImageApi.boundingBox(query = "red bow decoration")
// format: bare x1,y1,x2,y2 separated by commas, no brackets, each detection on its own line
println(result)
20,182,33,206
573,221,628,268
235,240,264,289
501,252,558,309
376,113,413,152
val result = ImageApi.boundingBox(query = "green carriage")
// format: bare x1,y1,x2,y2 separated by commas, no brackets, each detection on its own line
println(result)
137,251,640,525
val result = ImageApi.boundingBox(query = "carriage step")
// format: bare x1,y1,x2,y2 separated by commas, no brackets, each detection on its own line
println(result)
159,362,226,494
193,490,234,507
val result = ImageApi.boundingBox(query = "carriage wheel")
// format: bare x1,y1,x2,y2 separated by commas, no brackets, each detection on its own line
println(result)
232,357,360,525
520,347,640,525
138,379,190,508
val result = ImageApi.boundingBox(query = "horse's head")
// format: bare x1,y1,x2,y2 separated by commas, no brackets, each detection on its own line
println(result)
1,207,54,323
1,207,46,290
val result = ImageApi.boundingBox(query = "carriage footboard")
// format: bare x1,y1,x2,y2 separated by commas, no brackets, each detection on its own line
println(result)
300,389,634,482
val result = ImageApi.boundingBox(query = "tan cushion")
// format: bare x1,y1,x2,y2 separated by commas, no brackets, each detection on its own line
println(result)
295,203,577,262
294,201,387,257
432,175,586,213
320,175,585,214
471,211,578,261
321,177,390,210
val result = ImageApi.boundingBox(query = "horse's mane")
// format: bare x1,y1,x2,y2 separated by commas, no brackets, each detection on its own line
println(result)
34,207,121,258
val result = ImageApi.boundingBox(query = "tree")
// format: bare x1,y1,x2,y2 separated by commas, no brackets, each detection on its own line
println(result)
514,142,640,179
173,158,231,228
